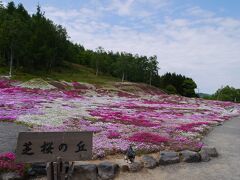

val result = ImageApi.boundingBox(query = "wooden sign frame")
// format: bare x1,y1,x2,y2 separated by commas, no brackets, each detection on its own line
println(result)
16,131,93,163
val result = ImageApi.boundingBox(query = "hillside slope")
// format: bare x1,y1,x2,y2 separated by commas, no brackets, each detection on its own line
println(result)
0,62,119,85
0,77,239,159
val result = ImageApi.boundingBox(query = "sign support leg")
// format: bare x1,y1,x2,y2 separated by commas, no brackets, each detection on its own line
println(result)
47,162,54,180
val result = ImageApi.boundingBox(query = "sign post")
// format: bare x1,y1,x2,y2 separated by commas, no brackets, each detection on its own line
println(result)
16,132,93,180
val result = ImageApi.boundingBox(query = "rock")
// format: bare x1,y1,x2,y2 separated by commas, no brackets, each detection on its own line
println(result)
128,162,143,172
72,164,97,180
120,165,129,172
28,163,46,176
159,151,180,165
180,150,201,163
201,146,218,157
97,162,119,180
0,172,22,180
199,150,210,162
0,122,29,153
141,155,158,169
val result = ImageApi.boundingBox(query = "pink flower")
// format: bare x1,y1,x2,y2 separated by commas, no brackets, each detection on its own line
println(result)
176,122,210,132
107,131,121,139
128,132,168,144
0,152,25,176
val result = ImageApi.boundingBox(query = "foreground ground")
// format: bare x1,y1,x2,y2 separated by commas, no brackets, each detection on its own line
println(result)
116,117,240,180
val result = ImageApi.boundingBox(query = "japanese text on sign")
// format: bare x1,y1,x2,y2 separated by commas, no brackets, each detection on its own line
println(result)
16,132,92,163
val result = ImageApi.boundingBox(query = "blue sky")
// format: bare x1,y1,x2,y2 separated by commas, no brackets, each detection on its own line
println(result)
3,0,240,93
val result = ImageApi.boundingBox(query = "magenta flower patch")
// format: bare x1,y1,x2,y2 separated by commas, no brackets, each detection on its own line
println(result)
107,131,121,139
0,152,25,176
128,132,168,144
176,122,210,132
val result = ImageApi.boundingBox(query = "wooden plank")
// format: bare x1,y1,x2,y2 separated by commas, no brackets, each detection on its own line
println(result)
16,131,93,163
57,157,65,180
46,162,54,180
53,162,58,180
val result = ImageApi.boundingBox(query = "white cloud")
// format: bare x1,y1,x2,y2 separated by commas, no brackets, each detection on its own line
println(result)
43,6,101,22
185,6,215,18
138,0,169,9
106,0,135,16
2,0,7,6
100,0,169,18
43,4,240,93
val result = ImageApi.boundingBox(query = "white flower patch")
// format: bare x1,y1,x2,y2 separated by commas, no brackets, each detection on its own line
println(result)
18,78,56,90
180,131,198,138
17,97,93,126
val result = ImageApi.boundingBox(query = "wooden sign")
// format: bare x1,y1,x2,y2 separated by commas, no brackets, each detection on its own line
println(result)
16,132,93,163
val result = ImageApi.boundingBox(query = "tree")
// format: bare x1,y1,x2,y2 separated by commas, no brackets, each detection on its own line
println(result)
95,46,105,76
159,73,198,97
212,86,240,102
1,2,25,76
146,55,158,86
165,84,177,94
6,1,15,14
0,1,3,8
182,78,197,97
112,52,131,82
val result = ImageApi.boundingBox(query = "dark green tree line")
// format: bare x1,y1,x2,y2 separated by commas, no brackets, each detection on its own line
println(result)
209,86,240,102
0,2,69,72
159,72,198,97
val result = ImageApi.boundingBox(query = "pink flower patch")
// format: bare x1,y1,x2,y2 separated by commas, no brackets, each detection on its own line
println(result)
176,122,210,132
0,152,25,176
63,89,82,98
107,131,121,139
72,82,89,90
128,132,168,144
117,91,138,98
0,80,11,89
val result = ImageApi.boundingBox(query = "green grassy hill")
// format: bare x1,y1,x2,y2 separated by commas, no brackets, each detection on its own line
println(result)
0,62,120,85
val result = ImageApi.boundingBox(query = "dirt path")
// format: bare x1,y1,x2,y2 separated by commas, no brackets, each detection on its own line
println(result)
0,122,29,153
116,117,240,180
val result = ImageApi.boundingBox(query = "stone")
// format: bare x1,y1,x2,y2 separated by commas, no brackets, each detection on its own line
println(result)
159,151,180,165
0,122,29,154
97,162,119,180
0,172,22,180
120,165,129,172
27,163,46,176
180,150,201,163
128,162,143,172
199,150,210,162
141,155,158,169
72,164,97,180
201,146,218,157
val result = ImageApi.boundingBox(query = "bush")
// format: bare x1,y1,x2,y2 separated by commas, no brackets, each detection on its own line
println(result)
165,84,177,94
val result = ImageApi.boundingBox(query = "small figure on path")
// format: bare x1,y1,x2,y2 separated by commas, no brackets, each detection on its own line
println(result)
125,144,135,163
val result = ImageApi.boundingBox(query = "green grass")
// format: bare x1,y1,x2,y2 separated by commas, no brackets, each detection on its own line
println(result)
0,62,120,85
0,66,9,75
